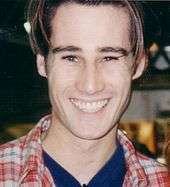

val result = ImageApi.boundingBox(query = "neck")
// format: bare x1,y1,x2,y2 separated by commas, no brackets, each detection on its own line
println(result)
42,116,118,184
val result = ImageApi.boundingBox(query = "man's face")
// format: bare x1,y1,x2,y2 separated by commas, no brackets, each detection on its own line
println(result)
37,3,145,140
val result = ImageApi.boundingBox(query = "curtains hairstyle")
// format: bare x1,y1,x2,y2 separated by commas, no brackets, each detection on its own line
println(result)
26,0,145,61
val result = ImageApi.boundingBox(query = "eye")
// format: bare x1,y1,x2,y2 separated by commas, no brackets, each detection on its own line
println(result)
61,55,78,63
103,56,120,62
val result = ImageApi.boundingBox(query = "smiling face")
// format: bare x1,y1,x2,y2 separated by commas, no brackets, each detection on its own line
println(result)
37,3,146,140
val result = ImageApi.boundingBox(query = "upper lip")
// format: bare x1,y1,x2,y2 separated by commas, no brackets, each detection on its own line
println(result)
69,98,110,102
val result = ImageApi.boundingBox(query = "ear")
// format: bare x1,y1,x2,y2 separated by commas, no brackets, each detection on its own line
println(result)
132,52,148,80
36,54,47,78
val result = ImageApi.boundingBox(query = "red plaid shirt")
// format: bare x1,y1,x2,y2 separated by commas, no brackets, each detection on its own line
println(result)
0,115,169,187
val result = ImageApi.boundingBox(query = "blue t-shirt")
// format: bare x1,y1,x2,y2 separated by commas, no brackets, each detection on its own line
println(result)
43,144,126,187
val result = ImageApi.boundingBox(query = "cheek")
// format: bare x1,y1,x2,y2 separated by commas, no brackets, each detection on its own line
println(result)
48,65,79,89
47,66,82,103
103,63,132,88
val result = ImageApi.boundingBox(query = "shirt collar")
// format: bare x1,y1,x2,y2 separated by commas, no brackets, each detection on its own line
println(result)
19,115,51,183
19,115,148,186
117,130,148,186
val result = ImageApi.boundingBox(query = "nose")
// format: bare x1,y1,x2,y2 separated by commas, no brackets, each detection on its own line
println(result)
76,64,105,95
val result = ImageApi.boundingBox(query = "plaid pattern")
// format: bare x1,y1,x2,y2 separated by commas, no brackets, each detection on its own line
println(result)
0,115,169,187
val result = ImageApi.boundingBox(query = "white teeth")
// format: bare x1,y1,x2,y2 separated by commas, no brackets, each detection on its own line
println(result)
70,99,109,113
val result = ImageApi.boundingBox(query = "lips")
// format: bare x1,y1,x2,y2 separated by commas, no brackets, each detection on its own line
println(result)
70,98,109,113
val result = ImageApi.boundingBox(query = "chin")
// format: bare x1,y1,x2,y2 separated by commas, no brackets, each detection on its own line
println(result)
69,122,115,141
73,132,107,140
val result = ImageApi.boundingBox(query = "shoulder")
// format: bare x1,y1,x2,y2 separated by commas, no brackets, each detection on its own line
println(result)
137,152,167,172
118,130,168,185
0,137,24,160
0,136,26,181
137,152,168,185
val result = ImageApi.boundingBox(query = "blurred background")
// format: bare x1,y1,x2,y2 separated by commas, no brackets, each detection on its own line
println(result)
0,1,170,163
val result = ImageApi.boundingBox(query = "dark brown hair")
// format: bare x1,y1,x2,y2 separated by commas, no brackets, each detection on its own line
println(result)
27,0,145,60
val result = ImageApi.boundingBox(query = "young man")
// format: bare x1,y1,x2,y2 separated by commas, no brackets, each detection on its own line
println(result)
0,0,169,186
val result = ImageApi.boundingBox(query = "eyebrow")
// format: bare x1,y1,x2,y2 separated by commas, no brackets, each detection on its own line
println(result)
52,46,82,53
51,45,129,56
98,47,129,56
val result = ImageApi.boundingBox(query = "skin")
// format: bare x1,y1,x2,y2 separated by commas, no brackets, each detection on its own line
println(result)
37,3,146,184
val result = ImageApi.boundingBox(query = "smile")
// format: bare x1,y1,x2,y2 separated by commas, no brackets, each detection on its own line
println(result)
70,98,109,113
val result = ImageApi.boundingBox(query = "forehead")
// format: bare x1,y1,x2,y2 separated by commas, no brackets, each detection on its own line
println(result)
50,3,131,50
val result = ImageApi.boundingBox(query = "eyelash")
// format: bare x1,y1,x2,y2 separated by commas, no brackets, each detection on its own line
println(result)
61,55,122,64
103,56,120,62
61,55,78,62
